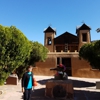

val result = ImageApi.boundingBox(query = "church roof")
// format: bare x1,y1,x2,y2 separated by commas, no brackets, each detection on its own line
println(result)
76,23,91,33
44,26,56,34
54,31,79,45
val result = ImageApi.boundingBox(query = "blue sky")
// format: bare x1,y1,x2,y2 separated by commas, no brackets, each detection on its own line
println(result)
0,0,100,44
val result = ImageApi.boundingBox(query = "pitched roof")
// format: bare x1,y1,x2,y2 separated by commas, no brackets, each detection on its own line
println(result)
76,23,91,33
54,31,79,45
44,26,56,34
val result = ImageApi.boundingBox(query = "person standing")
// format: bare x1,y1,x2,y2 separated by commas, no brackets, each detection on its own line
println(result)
21,65,34,100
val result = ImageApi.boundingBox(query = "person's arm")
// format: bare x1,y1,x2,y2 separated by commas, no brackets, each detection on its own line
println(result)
32,73,34,91
21,73,25,93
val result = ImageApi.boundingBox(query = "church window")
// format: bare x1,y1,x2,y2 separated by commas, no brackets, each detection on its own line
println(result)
47,37,52,45
82,33,87,42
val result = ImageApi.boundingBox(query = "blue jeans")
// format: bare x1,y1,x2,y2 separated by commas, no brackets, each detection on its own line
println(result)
24,89,32,100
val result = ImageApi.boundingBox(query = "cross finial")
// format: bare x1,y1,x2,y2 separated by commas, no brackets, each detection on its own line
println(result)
81,21,85,24
49,24,52,27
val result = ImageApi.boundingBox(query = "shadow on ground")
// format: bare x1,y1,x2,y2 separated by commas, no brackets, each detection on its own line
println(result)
32,78,97,100
31,87,100,100
37,78,96,88
37,78,54,85
31,88,55,100
71,79,96,88
74,90,100,100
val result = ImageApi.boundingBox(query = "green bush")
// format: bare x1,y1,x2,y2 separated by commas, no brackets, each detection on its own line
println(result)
79,40,100,69
16,41,48,80
0,25,31,85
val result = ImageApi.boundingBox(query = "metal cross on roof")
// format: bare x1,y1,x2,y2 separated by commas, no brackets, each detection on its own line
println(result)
81,21,85,24
49,24,52,27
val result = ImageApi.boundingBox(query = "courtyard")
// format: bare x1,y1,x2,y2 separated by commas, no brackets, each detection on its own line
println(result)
0,75,100,100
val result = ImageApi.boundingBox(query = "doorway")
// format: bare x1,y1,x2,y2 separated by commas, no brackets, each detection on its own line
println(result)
62,58,72,76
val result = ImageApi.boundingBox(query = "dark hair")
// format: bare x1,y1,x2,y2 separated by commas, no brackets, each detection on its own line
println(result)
26,65,32,70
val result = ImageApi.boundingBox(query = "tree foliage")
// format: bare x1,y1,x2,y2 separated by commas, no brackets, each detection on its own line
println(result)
29,41,49,64
79,40,100,69
0,25,31,85
16,41,48,80
0,25,49,85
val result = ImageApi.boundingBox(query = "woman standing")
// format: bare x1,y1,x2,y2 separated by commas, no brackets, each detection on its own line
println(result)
21,66,34,100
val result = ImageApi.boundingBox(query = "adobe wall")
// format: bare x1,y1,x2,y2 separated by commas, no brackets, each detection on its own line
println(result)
32,52,79,76
32,54,57,76
78,30,91,50
32,52,100,78
44,32,55,52
71,57,100,78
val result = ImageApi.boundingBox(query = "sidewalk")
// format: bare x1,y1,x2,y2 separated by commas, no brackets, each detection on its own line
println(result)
0,82,22,100
0,76,100,100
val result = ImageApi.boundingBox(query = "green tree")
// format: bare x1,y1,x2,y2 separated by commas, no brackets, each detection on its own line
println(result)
29,41,49,64
16,41,48,80
0,25,31,85
79,40,100,69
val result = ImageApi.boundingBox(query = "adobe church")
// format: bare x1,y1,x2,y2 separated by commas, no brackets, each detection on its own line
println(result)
33,23,100,78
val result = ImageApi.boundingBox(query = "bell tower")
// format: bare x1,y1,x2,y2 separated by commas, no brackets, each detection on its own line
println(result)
76,23,91,51
44,26,56,52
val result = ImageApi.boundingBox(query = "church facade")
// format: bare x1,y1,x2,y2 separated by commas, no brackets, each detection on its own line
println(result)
33,23,100,78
